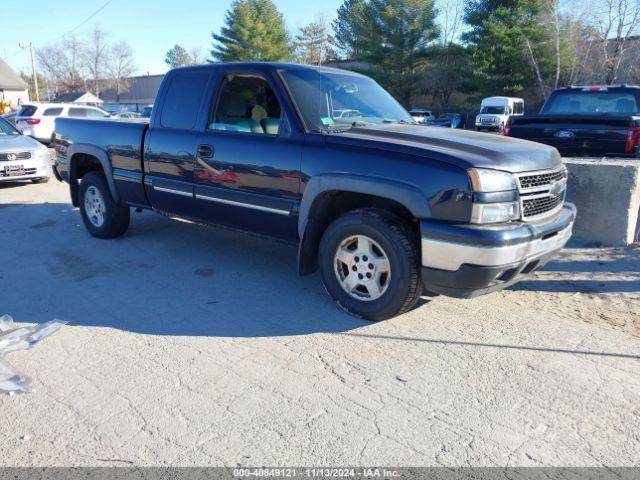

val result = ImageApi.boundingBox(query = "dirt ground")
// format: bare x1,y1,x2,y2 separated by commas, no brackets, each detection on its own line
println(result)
0,178,639,467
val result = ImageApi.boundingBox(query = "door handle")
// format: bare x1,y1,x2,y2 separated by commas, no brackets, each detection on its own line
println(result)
197,144,214,159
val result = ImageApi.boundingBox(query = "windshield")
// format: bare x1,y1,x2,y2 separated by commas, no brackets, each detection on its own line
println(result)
542,90,639,115
0,117,20,135
280,69,414,132
480,106,506,115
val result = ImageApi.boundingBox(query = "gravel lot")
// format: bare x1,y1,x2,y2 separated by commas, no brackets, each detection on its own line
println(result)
0,177,639,467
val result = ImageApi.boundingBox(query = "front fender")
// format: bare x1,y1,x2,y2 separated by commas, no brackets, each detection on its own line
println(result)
67,144,119,206
298,173,430,239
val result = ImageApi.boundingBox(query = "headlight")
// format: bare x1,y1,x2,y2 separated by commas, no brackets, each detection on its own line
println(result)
471,202,519,224
468,168,517,192
35,146,51,161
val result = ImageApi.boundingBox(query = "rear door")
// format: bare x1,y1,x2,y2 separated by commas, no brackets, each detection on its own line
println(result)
193,68,302,241
144,69,212,218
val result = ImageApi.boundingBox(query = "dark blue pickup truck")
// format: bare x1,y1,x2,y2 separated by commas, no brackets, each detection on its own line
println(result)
53,63,575,321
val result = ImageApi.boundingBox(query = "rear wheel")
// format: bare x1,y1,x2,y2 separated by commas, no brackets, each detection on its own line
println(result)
79,171,130,239
319,209,422,321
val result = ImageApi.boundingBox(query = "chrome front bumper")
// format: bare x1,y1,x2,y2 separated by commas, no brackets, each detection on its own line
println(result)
420,203,576,298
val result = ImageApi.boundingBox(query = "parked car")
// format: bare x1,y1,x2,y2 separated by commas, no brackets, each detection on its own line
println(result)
141,105,153,118
2,111,17,126
15,103,110,144
409,109,435,124
53,63,575,321
0,116,52,184
112,112,142,119
333,109,364,120
506,85,640,157
428,113,466,129
476,97,524,133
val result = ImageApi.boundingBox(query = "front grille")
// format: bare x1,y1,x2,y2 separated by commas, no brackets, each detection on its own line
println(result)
518,169,565,190
0,151,31,161
517,167,567,220
522,194,563,218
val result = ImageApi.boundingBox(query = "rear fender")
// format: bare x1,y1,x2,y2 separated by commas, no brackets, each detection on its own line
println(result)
68,144,119,206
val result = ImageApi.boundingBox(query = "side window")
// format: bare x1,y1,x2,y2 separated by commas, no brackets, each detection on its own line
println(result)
68,108,87,118
43,108,63,116
209,74,282,135
160,72,209,130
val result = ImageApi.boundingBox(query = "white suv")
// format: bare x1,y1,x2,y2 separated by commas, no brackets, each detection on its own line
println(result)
15,103,110,144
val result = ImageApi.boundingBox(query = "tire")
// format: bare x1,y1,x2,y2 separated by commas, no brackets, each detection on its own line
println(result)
79,171,130,239
318,208,422,321
31,177,50,184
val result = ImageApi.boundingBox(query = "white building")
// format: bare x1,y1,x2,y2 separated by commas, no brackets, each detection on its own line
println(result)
0,59,29,109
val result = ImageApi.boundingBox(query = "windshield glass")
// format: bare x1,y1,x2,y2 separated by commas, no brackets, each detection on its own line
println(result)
0,117,20,135
480,106,506,114
280,69,414,132
542,90,639,114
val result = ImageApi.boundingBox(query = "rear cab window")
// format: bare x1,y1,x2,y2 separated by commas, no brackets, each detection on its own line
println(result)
543,89,640,115
160,72,210,130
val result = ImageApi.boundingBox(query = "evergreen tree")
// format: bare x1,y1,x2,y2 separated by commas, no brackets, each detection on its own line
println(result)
211,0,292,62
336,0,439,107
332,0,370,59
165,44,193,69
463,0,553,98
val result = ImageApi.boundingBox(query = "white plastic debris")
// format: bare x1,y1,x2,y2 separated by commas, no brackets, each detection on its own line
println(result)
0,314,67,395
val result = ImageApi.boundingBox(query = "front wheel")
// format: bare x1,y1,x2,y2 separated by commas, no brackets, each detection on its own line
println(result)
79,171,130,239
318,209,422,321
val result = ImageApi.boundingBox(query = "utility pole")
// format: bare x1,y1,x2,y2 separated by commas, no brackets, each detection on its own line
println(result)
19,42,40,102
29,42,39,102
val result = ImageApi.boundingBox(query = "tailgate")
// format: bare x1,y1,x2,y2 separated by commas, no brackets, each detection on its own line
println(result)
510,116,632,156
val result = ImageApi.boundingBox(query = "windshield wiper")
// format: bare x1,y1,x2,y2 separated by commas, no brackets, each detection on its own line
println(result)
382,119,416,125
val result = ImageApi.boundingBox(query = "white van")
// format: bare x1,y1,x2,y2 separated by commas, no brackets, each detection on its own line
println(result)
475,97,524,133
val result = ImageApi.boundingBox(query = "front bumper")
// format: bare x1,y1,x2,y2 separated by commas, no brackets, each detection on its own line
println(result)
0,155,53,182
420,203,576,298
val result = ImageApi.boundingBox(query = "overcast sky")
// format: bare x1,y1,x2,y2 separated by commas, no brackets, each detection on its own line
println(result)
1,0,344,77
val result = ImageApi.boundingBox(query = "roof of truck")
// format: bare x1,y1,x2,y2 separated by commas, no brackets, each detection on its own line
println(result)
170,62,368,77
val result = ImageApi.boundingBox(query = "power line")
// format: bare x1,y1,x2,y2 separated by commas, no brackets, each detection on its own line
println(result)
1,0,115,61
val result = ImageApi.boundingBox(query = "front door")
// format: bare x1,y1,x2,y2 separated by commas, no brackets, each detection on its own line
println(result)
194,70,302,241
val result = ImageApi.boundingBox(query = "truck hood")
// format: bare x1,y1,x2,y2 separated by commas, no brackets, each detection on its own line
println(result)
330,124,562,173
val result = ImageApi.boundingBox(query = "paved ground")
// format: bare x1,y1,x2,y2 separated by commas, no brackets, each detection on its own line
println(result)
0,178,639,467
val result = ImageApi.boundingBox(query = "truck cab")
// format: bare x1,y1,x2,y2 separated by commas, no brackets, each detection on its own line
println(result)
476,97,524,133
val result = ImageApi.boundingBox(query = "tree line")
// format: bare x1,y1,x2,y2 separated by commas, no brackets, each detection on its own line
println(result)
165,0,640,111
30,26,136,102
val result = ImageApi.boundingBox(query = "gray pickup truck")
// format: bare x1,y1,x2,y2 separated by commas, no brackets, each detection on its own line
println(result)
53,63,576,320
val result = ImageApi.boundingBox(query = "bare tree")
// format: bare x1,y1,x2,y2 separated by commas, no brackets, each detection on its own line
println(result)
294,17,335,65
438,0,464,46
189,47,206,65
595,0,640,83
106,41,136,101
83,26,110,97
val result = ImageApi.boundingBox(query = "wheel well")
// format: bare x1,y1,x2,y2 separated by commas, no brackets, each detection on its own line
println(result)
69,153,104,206
298,191,417,275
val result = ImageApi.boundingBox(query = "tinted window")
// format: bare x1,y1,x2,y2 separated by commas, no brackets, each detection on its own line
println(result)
160,72,209,130
43,108,64,116
209,74,282,135
68,108,88,117
17,105,37,117
543,90,639,114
